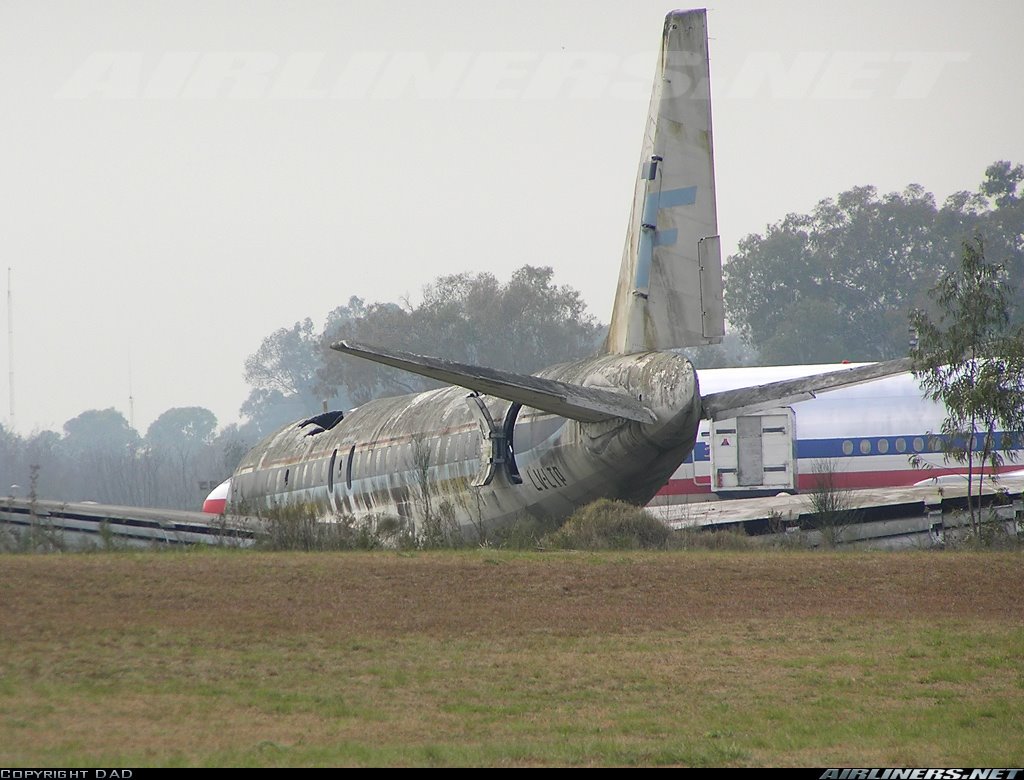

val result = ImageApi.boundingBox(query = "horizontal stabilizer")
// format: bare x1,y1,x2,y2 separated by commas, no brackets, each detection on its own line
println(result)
700,357,914,421
331,341,657,424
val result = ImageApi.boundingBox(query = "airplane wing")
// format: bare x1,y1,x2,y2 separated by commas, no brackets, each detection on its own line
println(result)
700,357,915,420
331,340,657,424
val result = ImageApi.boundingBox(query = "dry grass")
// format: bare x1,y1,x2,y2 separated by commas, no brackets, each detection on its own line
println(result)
1,550,1022,766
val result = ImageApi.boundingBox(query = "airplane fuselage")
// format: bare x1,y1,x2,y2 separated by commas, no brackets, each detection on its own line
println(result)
228,351,701,534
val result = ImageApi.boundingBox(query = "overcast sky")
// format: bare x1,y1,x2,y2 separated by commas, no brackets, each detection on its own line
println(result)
2,0,1022,436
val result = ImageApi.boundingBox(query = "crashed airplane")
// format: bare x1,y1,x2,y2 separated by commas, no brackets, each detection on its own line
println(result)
209,9,911,533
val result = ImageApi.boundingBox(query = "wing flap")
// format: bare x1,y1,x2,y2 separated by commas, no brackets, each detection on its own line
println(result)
700,358,914,421
331,340,657,424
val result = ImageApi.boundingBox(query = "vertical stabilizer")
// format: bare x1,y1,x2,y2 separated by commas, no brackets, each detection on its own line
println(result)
604,9,723,355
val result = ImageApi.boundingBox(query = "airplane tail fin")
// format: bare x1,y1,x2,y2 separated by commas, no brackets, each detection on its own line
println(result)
604,9,724,355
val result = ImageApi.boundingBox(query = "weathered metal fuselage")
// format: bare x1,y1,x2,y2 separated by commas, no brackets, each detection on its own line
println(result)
228,351,700,534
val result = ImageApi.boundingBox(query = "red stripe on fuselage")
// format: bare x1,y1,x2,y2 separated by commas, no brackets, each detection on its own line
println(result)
657,465,1022,496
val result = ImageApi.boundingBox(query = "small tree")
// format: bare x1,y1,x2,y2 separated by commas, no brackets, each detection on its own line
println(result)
910,236,1024,534
806,459,859,547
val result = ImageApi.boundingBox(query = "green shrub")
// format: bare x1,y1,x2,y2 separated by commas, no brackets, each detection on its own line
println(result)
543,499,670,550
486,513,557,550
254,503,414,551
670,526,757,550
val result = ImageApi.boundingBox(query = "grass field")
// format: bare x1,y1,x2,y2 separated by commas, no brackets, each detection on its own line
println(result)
1,549,1022,767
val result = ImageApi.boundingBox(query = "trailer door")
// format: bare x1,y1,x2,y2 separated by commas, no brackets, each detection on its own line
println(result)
711,408,797,493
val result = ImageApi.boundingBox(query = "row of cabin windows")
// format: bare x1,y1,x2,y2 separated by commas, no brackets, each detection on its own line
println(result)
839,435,977,457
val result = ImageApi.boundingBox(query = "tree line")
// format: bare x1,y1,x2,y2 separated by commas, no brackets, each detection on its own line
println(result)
725,161,1023,363
1,406,246,509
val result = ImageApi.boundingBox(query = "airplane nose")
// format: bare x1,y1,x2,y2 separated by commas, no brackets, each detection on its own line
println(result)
202,478,230,514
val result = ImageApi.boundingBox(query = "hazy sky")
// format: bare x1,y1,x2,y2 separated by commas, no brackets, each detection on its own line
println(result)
2,0,1022,436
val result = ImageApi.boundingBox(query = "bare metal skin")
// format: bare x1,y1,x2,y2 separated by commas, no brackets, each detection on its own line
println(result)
231,351,700,531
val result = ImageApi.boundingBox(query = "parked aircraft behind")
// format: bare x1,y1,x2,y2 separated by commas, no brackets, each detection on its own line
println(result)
654,364,1024,502
203,10,915,533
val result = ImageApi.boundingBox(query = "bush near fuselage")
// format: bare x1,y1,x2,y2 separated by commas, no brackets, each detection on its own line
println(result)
544,499,670,550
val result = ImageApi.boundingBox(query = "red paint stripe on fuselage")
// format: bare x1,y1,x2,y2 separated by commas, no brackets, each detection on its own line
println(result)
657,465,1022,496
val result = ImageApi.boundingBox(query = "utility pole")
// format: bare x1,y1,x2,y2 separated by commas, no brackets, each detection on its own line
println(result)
128,351,135,432
6,267,13,430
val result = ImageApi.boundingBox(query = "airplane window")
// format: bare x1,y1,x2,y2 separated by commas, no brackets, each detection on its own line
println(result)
895,438,906,453
913,437,925,452
285,468,290,486
842,440,854,456
877,439,889,454
328,449,337,492
346,445,355,489
859,439,871,454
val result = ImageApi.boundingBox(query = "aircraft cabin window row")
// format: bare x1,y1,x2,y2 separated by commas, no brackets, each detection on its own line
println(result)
841,437,935,457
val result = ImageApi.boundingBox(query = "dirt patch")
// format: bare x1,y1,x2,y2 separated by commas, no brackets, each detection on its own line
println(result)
3,550,1021,641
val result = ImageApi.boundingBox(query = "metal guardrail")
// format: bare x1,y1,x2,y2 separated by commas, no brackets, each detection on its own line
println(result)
0,498,259,549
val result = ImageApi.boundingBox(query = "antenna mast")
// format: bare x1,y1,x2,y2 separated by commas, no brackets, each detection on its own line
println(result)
6,267,12,430
128,351,135,432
